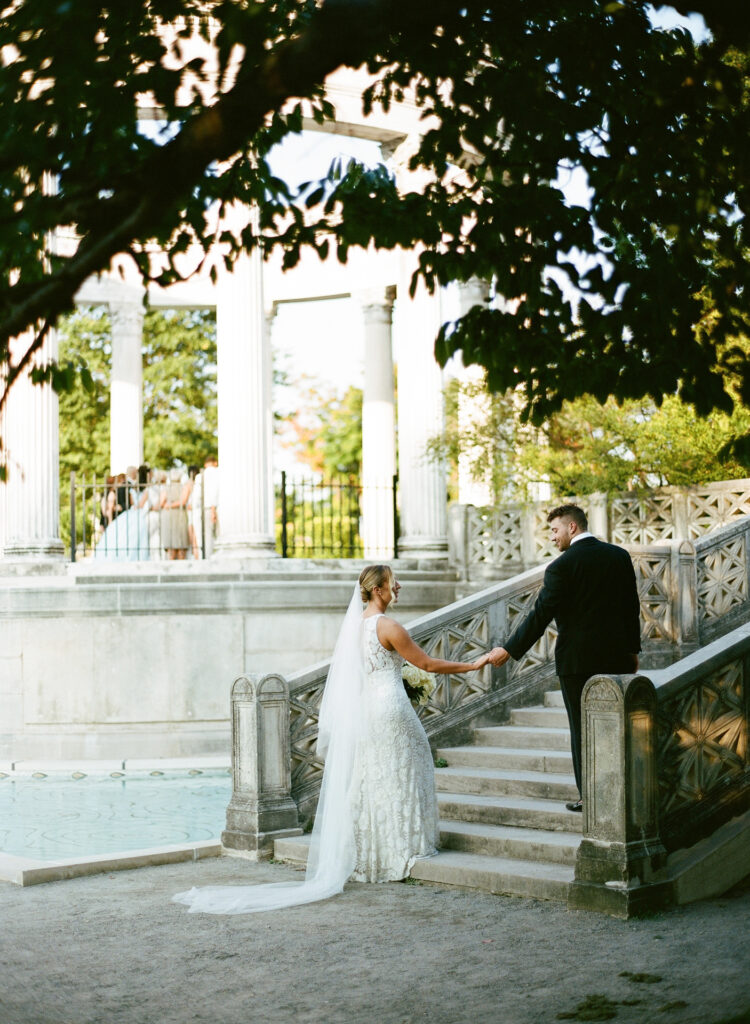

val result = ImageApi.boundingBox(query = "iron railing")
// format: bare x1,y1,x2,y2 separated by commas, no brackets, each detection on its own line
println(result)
276,472,398,560
65,471,399,561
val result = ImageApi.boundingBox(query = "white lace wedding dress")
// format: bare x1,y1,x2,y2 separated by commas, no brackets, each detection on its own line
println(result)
351,614,440,882
172,596,438,914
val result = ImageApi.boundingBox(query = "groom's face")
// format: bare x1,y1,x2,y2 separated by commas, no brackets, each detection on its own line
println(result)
550,516,574,552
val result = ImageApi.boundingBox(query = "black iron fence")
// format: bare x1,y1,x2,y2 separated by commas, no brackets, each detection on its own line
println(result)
64,472,213,563
64,471,399,562
276,471,398,559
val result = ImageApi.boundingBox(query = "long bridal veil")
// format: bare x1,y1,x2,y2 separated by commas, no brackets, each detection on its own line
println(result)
172,584,365,914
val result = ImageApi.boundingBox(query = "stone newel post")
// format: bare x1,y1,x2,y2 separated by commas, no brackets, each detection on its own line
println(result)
222,674,302,858
568,674,667,917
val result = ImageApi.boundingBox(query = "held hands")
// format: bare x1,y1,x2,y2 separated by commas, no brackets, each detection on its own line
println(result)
487,647,511,668
470,653,492,670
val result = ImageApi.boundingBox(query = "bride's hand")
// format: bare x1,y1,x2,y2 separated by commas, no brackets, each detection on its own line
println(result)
471,653,491,670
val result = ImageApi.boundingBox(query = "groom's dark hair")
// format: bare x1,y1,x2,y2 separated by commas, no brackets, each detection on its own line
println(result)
547,504,588,531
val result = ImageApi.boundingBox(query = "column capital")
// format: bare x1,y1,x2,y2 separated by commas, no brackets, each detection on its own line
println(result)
356,285,396,321
109,299,145,333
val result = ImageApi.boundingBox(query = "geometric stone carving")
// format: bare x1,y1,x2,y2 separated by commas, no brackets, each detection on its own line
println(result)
610,493,676,546
631,551,672,643
507,582,558,680
414,610,491,720
289,679,327,797
696,537,748,621
657,659,747,820
468,506,522,567
688,486,750,539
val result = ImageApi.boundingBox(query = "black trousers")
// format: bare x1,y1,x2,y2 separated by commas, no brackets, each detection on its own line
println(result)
558,674,589,796
560,660,637,795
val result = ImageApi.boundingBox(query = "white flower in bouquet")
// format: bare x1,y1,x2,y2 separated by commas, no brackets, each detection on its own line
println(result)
402,664,437,706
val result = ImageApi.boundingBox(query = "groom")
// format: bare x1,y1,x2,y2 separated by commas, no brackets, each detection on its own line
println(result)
488,504,641,812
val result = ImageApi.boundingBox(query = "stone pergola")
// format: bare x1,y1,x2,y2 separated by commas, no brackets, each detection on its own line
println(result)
0,68,485,566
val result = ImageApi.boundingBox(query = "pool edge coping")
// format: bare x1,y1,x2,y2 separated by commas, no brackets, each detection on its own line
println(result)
0,839,222,886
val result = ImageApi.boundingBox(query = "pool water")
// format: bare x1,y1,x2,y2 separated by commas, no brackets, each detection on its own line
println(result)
0,771,233,861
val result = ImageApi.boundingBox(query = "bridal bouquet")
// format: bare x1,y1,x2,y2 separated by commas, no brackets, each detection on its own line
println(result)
402,664,437,706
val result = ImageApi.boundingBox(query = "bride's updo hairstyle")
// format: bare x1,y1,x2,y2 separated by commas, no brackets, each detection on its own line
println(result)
359,564,393,604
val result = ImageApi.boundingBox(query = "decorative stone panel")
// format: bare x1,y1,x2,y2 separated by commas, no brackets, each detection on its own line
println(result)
696,537,748,621
657,659,747,821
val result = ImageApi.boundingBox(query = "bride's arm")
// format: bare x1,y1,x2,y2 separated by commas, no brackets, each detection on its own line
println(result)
377,617,490,674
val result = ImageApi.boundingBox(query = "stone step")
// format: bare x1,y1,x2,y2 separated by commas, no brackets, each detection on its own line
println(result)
472,725,571,751
274,822,581,869
510,706,569,729
435,766,579,801
274,833,312,867
435,745,573,774
438,792,582,832
439,821,580,866
409,850,574,902
544,690,565,708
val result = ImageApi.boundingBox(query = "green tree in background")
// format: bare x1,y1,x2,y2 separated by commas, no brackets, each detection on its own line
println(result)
434,373,750,504
58,307,217,477
279,381,362,477
58,308,112,480
142,308,217,468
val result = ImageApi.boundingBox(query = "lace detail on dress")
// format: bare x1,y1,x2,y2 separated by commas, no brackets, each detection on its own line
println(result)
351,615,440,882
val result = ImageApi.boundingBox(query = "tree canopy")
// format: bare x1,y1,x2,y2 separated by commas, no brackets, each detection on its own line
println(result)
58,306,217,478
2,0,749,432
433,373,750,503
278,380,362,477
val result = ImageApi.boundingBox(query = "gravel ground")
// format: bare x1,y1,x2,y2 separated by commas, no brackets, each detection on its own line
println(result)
1,855,748,1024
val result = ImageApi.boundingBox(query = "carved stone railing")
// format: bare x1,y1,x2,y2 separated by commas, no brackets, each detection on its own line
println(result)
285,516,750,819
450,478,750,580
569,621,750,917
224,514,750,852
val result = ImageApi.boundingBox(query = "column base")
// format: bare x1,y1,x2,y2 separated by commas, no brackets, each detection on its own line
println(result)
1,541,66,576
397,536,449,561
213,534,279,560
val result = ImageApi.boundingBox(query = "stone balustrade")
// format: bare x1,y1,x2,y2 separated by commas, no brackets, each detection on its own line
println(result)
225,515,750,851
569,620,750,916
449,478,750,580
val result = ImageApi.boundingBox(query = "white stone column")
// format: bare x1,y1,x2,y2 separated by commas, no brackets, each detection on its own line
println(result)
109,297,145,473
360,287,396,559
454,278,493,507
1,328,64,562
215,248,276,558
394,275,448,560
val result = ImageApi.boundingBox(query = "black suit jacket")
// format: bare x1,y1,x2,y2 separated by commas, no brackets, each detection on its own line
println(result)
504,536,641,676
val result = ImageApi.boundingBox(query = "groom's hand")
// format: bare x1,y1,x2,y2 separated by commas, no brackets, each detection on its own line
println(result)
488,647,510,667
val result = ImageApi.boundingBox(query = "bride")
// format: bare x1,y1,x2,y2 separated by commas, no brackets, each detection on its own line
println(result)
173,564,489,914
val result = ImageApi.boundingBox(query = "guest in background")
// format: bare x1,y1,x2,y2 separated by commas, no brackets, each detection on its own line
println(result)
101,476,116,528
202,455,219,558
114,472,128,518
161,467,191,560
187,465,202,560
140,468,166,558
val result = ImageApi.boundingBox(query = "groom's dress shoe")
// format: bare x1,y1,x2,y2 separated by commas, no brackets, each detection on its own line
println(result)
565,800,583,812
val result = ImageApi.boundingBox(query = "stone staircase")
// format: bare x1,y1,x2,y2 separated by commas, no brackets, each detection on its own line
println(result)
275,689,583,903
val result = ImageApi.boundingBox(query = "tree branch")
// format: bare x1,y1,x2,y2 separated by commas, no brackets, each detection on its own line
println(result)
0,0,453,350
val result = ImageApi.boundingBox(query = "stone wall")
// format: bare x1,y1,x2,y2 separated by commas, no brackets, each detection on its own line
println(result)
0,569,455,762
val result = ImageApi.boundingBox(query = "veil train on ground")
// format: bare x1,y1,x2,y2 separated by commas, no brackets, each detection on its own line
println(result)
172,584,364,914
